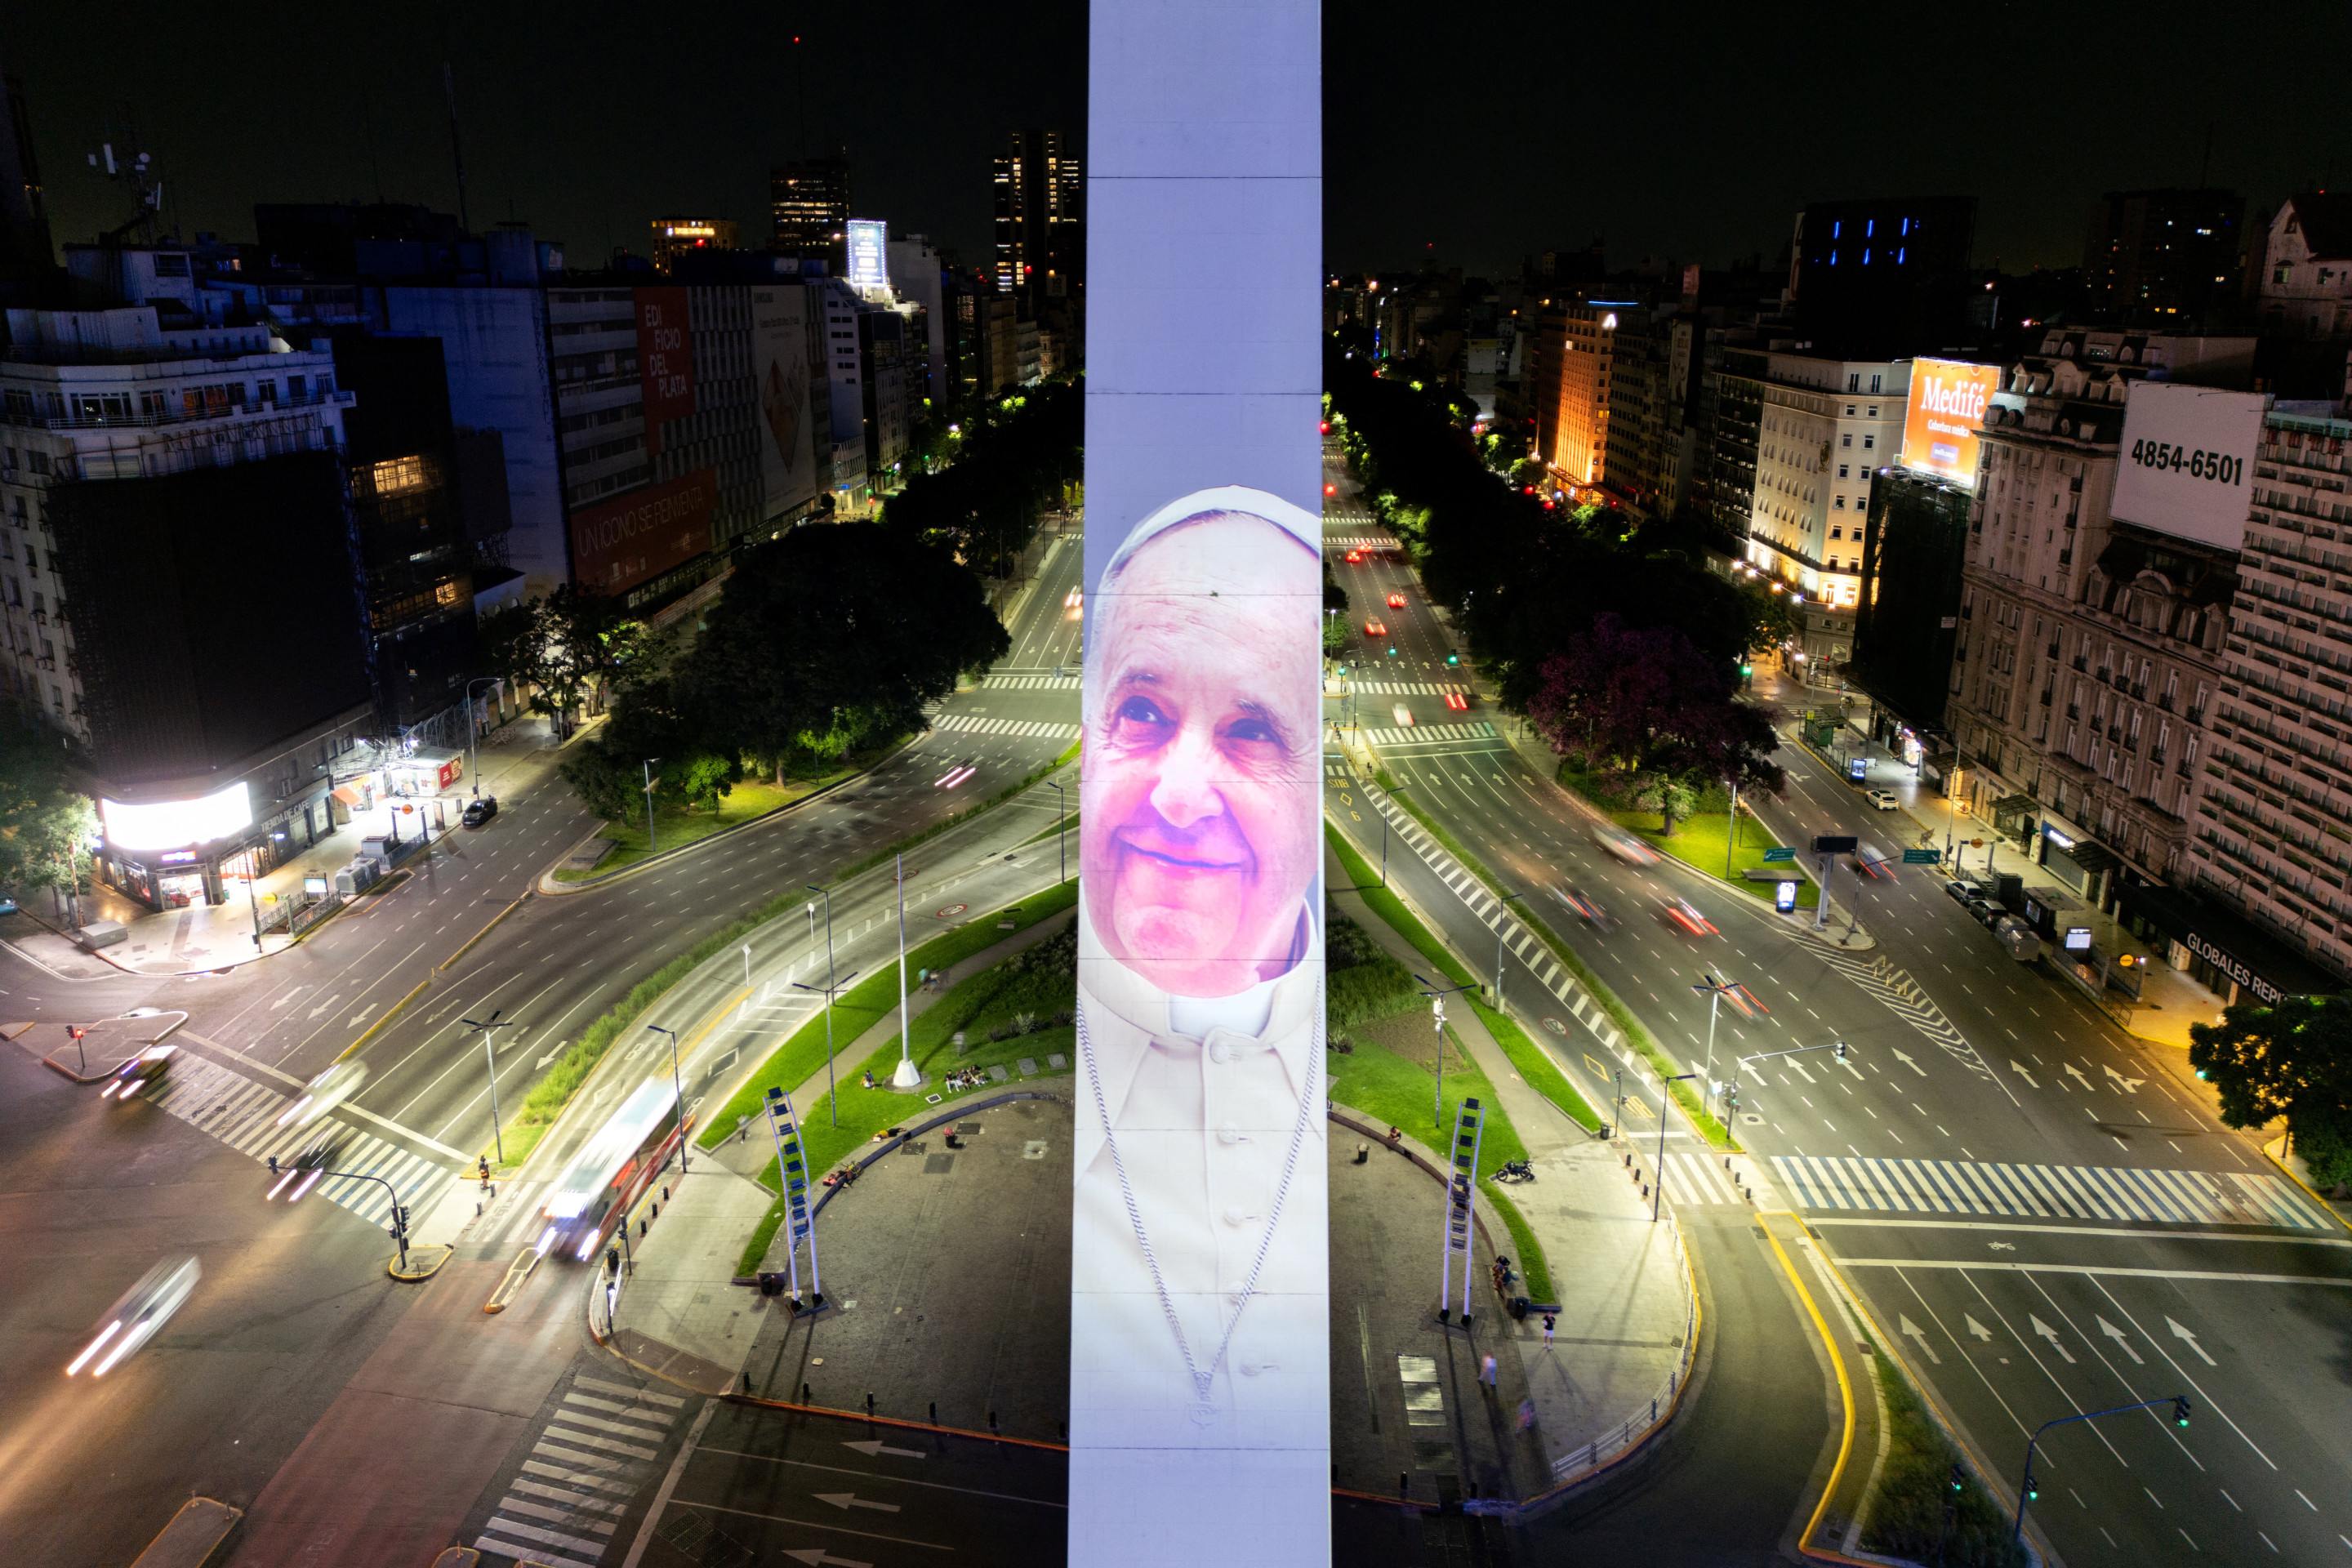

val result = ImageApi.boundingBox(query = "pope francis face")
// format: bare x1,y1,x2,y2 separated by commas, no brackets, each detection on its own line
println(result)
1082,510,1321,998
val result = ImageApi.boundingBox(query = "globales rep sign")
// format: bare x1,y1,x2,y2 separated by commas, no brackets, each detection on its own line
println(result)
1899,358,1999,488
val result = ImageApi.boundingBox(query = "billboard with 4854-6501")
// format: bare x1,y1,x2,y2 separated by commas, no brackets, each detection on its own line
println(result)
1074,3,1327,1565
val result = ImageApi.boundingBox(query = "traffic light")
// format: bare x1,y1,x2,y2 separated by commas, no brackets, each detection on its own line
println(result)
1833,1040,1849,1062
2024,1468,2039,1503
1740,662,1753,679
2173,1396,2192,1429
1445,651,1460,666
1949,1463,1964,1494
266,1155,279,1176
1387,645,1399,657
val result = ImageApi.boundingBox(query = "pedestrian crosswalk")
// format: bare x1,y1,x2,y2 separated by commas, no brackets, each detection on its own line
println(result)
474,1374,691,1568
926,711,1081,740
1360,720,1501,749
1661,1152,1747,1208
982,673,1080,689
1323,533,1400,550
1337,681,1471,697
1773,1154,2335,1231
142,1053,456,1232
1806,945,1993,1085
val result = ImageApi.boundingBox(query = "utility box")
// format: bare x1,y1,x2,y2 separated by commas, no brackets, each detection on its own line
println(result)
78,920,128,951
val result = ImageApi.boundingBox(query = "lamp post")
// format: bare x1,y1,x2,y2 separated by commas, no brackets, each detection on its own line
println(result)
792,884,853,1125
891,853,920,1088
1655,1072,1698,1222
1414,973,1475,1129
742,943,754,988
1689,973,1762,1094
465,677,503,797
643,1024,689,1174
1490,889,1525,1013
461,1009,518,1164
641,758,661,854
1046,778,1067,884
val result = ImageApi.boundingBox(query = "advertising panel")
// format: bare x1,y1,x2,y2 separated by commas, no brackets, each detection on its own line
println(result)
1078,2,1325,1560
635,287,696,457
569,469,715,595
1899,358,1999,488
2111,381,2268,550
101,782,253,852
845,219,889,296
751,287,818,522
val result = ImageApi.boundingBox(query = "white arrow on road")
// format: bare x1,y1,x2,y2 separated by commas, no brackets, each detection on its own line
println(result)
537,1045,565,1069
1899,1313,1942,1365
271,987,308,1010
2167,1316,2216,1366
2104,1063,2145,1094
307,994,343,1020
813,1493,901,1513
2010,1059,2040,1089
843,1438,924,1459
1890,1047,1927,1078
1964,1314,1993,1343
2096,1316,2144,1365
346,1004,378,1029
2061,1062,2091,1092
2028,1315,2076,1364
782,1550,872,1568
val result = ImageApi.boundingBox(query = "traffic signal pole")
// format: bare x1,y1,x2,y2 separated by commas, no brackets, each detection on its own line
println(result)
2014,1395,2191,1546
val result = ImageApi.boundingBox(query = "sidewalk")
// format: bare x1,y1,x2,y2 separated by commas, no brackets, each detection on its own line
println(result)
0,714,577,980
1329,873,1697,1490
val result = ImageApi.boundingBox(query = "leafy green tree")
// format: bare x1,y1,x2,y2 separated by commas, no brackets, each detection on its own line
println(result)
1634,774,1699,838
0,711,98,920
480,586,665,740
2189,994,2352,1191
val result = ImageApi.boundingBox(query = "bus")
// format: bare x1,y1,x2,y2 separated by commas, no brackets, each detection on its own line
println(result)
537,1078,686,1262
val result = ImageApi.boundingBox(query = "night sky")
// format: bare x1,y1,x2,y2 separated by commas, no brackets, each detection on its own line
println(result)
8,1,2350,283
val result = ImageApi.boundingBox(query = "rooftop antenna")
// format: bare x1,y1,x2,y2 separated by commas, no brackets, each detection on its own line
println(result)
85,118,163,247
792,33,808,158
442,60,471,232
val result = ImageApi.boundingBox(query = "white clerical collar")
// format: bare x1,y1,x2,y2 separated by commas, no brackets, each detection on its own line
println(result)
1168,973,1280,1039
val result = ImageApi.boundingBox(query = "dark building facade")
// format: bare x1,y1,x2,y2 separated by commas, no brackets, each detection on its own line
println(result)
2082,189,2245,331
1788,196,1976,354
770,157,851,270
1852,468,1971,737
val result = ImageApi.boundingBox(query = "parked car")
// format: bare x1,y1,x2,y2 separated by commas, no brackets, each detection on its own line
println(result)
0,893,17,916
1864,788,1899,811
461,795,498,828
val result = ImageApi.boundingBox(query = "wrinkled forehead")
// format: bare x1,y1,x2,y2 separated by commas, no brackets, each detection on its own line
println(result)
1088,510,1318,662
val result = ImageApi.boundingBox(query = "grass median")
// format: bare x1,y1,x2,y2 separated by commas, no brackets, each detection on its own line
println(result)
1367,793,1733,1149
553,768,862,883
1860,1347,2027,1567
700,880,1079,1156
830,738,1081,885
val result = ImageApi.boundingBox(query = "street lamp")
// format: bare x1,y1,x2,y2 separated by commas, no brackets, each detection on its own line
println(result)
465,677,504,797
1490,889,1526,1013
642,1024,689,1174
641,758,662,854
1413,973,1476,1129
1689,973,1764,1095
461,1009,519,1165
1046,778,1067,884
1655,1072,1699,1222
791,884,855,1126
742,943,754,988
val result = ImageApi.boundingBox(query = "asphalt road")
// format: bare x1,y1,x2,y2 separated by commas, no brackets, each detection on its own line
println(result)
1320,457,2352,1564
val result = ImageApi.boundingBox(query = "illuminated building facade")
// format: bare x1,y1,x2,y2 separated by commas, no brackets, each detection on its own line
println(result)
1526,300,1627,494
2082,188,2243,330
992,129,1082,299
770,156,851,268
648,216,740,273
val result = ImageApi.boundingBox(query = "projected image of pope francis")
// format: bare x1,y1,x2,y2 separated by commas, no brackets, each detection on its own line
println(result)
1071,485,1328,1450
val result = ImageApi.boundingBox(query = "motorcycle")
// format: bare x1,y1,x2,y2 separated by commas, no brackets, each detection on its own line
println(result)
1492,1157,1536,1184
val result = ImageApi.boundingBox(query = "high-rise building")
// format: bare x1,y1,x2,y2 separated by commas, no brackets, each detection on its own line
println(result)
992,130,1082,299
2082,189,2244,330
1851,468,1971,742
1788,197,1976,354
771,157,852,267
1743,354,1911,685
1526,301,1633,495
2176,406,2352,988
887,234,949,405
648,216,740,274
0,67,52,300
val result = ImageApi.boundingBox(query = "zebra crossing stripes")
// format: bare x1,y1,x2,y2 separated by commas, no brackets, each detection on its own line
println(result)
926,711,1081,740
1773,1154,2335,1231
1324,534,1400,550
1341,681,1471,697
1662,1152,1745,1208
142,1053,456,1230
1806,945,1989,1081
982,673,1080,690
475,1374,690,1568
1361,720,1502,748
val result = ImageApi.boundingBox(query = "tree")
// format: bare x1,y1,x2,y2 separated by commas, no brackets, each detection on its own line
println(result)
480,586,665,740
0,711,98,920
2188,994,2352,1191
1526,614,1784,810
1634,775,1699,837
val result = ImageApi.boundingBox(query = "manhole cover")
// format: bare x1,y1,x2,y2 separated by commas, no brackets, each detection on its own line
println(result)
936,903,968,919
1741,1112,1766,1125
1023,1140,1049,1160
1542,1017,1566,1036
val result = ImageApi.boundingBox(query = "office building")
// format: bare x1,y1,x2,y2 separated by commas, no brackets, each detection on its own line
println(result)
648,216,740,274
887,234,949,406
1788,196,1976,354
2082,189,2244,330
993,129,1082,300
1526,300,1633,496
1851,467,1971,751
2176,406,2352,988
771,156,851,267
1744,354,1910,684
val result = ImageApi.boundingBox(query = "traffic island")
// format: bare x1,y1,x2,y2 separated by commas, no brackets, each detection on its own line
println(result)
388,1243,455,1282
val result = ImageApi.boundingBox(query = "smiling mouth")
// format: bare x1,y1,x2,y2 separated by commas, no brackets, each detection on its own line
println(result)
1118,836,1246,873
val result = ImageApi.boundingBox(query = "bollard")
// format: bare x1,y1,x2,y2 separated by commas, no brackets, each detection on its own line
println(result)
987,1409,1000,1434
866,1392,875,1415
662,1184,670,1202
639,1219,648,1236
802,1381,813,1402
1641,1183,1649,1200
1399,1472,1409,1498
929,1401,938,1424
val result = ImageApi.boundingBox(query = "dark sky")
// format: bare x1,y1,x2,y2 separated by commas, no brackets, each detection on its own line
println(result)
9,1,2350,283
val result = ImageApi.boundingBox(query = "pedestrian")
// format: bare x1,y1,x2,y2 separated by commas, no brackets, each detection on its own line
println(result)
1541,1312,1556,1350
1479,1353,1497,1389
1517,1398,1536,1432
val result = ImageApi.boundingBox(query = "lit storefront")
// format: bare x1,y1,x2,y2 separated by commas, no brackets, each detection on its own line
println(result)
2117,884,2346,1009
94,779,339,911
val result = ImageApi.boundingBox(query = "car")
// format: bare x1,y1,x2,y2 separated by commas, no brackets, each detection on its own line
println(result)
1664,898,1719,937
1343,550,1363,564
268,1129,350,1202
1592,825,1659,866
0,893,16,915
1442,691,1469,711
65,1256,200,1378
1864,788,1899,811
1386,591,1407,609
277,1060,368,1130
1943,880,1976,903
99,1045,176,1101
1392,703,1415,728
461,795,498,828
1552,886,1610,929
1364,618,1388,639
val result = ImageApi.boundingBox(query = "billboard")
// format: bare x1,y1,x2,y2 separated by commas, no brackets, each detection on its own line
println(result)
845,219,889,296
751,287,818,522
1899,358,1999,488
1078,2,1325,1560
101,783,253,852
635,287,696,457
2111,381,2267,550
569,469,715,595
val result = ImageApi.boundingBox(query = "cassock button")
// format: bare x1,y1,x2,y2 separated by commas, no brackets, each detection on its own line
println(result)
1209,1040,1233,1065
1217,1125,1245,1145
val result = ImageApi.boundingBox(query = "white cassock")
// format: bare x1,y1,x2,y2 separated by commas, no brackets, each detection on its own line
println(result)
1068,893,1328,1458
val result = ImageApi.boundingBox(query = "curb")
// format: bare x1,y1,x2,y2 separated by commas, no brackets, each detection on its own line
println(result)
388,1243,455,1282
439,892,531,972
336,978,430,1063
535,742,911,897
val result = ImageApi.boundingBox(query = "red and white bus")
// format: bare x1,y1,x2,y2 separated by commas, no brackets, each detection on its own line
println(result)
537,1078,687,1262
